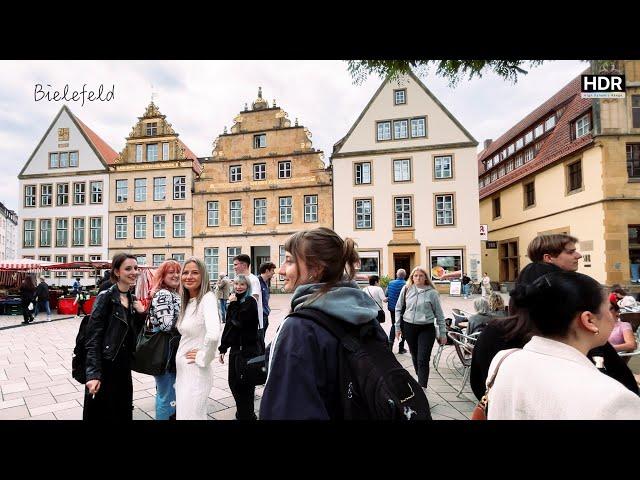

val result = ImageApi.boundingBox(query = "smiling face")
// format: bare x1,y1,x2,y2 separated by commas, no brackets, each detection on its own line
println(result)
114,258,139,288
234,280,248,295
181,261,202,295
163,266,180,290
279,251,312,293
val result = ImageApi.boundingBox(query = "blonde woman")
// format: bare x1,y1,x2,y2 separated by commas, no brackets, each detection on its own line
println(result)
488,292,508,318
395,266,447,388
174,257,221,420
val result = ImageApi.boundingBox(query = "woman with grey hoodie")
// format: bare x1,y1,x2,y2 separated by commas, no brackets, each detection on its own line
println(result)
259,227,385,420
395,266,447,388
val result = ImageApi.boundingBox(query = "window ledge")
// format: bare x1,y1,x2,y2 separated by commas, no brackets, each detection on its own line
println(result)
628,178,640,183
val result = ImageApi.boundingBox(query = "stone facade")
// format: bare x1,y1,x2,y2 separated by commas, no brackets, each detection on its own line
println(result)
108,102,202,265
193,89,332,286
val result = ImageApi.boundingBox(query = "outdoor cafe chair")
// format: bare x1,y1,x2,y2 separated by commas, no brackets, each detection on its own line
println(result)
447,330,478,397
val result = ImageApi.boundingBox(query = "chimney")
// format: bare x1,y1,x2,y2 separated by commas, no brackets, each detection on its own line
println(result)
483,139,493,150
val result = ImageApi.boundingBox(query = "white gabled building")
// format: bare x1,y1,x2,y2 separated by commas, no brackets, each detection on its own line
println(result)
18,105,117,286
331,71,482,291
0,202,18,260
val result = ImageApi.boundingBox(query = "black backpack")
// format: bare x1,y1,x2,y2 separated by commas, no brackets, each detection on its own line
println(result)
71,314,91,384
293,307,431,421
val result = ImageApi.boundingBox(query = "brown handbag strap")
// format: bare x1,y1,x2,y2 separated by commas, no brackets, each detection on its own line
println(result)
486,348,520,389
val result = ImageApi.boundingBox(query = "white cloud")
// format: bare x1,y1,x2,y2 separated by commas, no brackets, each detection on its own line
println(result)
0,59,588,212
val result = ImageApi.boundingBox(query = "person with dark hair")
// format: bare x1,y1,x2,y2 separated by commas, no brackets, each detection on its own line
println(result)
470,234,639,400
386,269,407,353
362,275,387,321
214,273,232,323
98,270,113,293
83,253,146,420
487,271,640,419
609,284,627,305
232,254,263,333
72,277,81,295
258,261,276,336
259,227,387,419
34,277,51,322
218,275,260,420
607,301,637,354
19,276,36,324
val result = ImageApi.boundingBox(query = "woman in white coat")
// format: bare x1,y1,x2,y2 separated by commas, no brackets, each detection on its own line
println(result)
487,271,640,419
175,257,221,420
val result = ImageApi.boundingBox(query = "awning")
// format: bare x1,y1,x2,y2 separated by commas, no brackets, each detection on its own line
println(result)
0,258,57,271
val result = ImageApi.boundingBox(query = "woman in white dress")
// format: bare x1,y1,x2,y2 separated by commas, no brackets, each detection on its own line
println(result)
175,257,221,420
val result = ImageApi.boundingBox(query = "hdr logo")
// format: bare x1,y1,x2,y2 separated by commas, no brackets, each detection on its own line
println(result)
581,74,626,98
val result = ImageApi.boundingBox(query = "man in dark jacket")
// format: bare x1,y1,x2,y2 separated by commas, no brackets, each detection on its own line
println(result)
258,262,276,337
34,277,51,322
470,234,639,400
386,269,407,353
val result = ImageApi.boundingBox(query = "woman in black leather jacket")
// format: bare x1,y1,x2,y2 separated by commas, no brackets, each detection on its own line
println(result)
218,275,260,420
83,253,146,421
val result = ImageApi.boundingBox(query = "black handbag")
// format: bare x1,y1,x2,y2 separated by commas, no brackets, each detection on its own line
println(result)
237,338,267,386
132,318,175,376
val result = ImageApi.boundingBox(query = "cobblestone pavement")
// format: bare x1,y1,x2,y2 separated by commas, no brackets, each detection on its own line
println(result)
1,292,634,420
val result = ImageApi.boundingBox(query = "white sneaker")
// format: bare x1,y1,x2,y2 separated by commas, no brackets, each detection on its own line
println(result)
46,317,52,322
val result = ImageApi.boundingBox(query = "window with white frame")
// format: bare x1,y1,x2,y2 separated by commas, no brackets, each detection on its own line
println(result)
204,247,219,279
253,134,266,149
491,170,498,181
394,120,409,139
173,214,185,238
57,184,69,206
254,163,266,181
355,162,371,184
534,123,544,138
434,155,453,179
254,198,267,225
25,185,36,207
515,138,524,150
173,176,186,200
153,177,166,201
56,218,68,247
229,165,242,182
227,247,241,280
70,152,79,167
172,254,184,263
153,254,165,267
377,121,391,141
430,249,462,283
207,201,219,227
230,200,242,226
49,153,58,168
39,255,51,278
304,195,318,223
90,217,102,246
72,254,85,277
525,131,533,144
575,114,591,139
55,255,68,277
394,89,406,105
115,216,127,239
153,215,166,238
411,117,426,137
515,154,524,167
23,220,35,247
162,142,169,160
358,251,380,276
90,181,102,204
134,178,146,202
116,179,128,202
41,184,52,206
394,197,412,228
498,166,506,177
506,160,514,173
73,182,85,205
355,199,372,229
39,219,51,247
524,148,534,162
278,161,292,179
279,245,285,281
279,196,292,224
90,255,102,262
507,144,515,156
60,152,69,168
146,143,158,162
136,144,143,162
435,194,454,225
394,159,411,182
73,218,85,246
136,255,147,266
134,215,146,239
146,122,157,136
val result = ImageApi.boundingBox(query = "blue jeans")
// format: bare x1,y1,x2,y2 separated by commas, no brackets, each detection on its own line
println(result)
463,284,471,296
219,299,228,322
154,372,176,420
34,300,51,317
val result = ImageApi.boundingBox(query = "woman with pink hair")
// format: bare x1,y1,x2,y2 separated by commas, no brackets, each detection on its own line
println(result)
148,259,182,420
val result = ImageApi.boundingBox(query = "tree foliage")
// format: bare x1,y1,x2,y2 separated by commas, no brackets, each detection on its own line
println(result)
347,60,549,87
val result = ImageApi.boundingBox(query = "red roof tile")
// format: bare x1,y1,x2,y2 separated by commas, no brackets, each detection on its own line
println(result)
177,139,202,174
72,114,118,165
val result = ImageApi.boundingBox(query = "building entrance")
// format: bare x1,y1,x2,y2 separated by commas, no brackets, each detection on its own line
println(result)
393,253,412,278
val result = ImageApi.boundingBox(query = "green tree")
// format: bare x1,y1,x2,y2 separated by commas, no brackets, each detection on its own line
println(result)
346,60,585,87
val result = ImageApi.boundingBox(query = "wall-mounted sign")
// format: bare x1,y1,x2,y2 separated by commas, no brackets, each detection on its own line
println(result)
486,241,498,249
58,127,69,141
480,224,488,241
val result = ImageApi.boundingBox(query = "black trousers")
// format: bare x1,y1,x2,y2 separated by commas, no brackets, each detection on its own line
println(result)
229,350,257,421
83,354,134,421
402,322,437,388
388,308,405,350
21,298,33,322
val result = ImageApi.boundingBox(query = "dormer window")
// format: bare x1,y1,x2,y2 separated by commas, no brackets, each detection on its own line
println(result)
545,115,556,131
574,113,591,139
394,89,407,105
146,123,158,136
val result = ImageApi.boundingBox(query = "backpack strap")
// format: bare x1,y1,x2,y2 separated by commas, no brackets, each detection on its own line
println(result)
290,307,362,353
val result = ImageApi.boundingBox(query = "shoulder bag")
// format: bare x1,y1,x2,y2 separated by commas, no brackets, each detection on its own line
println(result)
132,315,176,376
470,348,520,420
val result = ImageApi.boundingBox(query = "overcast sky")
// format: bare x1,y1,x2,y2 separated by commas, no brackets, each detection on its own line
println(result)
0,60,588,212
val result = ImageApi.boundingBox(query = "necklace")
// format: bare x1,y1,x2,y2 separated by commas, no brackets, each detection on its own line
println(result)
117,287,130,294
